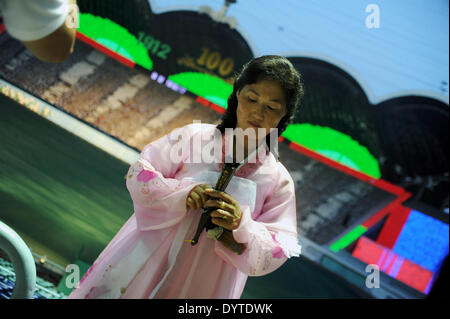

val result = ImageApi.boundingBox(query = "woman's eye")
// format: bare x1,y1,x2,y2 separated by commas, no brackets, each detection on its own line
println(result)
267,105,276,110
248,97,257,103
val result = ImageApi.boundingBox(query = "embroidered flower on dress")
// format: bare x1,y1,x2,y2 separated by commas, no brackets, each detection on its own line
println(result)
137,169,158,183
270,233,286,259
79,264,95,285
218,159,262,178
84,285,109,299
271,246,285,259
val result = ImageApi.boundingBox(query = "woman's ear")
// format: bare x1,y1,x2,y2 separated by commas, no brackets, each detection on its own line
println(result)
236,88,242,99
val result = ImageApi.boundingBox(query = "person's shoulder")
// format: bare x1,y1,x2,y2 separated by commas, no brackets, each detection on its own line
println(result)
263,152,292,178
179,122,217,135
274,160,295,191
259,153,295,190
276,160,291,177
1,0,69,42
165,123,217,144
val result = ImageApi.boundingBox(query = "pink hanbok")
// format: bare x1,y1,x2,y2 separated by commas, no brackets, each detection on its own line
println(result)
68,123,301,299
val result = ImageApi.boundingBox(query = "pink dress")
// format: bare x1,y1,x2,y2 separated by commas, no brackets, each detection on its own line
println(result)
68,123,302,299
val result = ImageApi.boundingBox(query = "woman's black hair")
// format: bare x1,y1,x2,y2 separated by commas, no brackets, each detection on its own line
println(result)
216,55,304,160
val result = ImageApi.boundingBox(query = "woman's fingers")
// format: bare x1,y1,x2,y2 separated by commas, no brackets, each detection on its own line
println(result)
204,190,242,230
191,185,213,206
199,184,214,191
187,185,224,211
210,209,234,220
197,187,209,205
186,197,195,210
211,217,227,228
211,215,238,231
204,199,233,213
198,184,213,204
188,185,205,210
190,191,202,209
204,189,234,205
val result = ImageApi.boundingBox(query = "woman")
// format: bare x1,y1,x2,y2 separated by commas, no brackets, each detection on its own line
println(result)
68,55,304,299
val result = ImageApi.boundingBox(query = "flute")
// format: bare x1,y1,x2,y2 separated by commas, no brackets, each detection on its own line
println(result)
188,162,246,255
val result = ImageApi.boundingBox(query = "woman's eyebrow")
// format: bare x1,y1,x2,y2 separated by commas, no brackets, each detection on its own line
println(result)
248,88,282,104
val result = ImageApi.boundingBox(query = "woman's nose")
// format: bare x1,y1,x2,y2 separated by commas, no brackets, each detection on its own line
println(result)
252,105,265,120
250,112,264,122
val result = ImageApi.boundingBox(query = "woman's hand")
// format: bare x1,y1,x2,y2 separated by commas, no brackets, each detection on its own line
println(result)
203,189,242,231
186,184,213,210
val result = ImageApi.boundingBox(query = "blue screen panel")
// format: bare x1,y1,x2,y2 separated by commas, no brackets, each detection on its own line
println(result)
392,210,449,273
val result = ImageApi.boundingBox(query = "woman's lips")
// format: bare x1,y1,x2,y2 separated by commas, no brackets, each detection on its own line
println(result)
248,121,261,128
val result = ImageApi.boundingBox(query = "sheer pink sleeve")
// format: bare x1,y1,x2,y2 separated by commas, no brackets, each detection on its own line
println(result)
125,124,204,231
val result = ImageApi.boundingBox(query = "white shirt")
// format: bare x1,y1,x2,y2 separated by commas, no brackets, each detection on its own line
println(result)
0,0,69,41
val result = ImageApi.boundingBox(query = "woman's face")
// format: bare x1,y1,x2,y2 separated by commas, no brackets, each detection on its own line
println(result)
235,79,287,144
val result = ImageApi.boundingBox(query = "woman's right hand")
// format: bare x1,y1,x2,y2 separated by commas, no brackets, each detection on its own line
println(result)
186,184,214,211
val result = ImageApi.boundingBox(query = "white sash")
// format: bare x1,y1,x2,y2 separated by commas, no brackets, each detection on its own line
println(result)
148,171,257,298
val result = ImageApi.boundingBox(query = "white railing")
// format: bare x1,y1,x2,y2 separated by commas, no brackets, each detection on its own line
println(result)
0,220,36,299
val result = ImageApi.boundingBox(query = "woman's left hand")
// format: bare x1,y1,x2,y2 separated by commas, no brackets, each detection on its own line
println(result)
203,189,242,231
